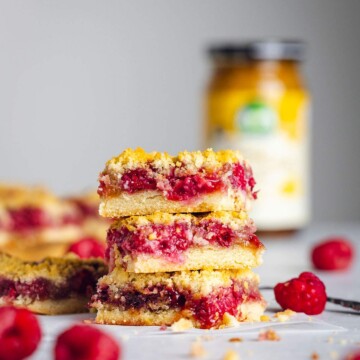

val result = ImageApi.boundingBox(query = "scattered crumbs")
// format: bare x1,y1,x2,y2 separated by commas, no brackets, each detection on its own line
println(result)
200,335,214,341
190,339,207,358
120,335,129,342
339,339,348,346
327,337,334,344
229,337,243,343
260,315,271,322
329,351,339,360
159,325,167,331
274,309,296,322
258,329,281,341
311,352,319,360
171,318,193,332
83,319,94,324
223,349,239,360
308,317,313,322
222,313,240,328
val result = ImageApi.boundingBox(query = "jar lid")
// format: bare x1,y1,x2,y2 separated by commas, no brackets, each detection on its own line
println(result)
208,40,305,61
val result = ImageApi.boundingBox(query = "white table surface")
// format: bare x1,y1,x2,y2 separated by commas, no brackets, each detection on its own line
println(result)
31,223,360,360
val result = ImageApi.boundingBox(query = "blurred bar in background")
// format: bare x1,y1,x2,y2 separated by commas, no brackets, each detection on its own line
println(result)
204,40,310,235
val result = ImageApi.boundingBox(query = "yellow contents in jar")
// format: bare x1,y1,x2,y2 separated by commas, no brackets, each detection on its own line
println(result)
205,41,310,231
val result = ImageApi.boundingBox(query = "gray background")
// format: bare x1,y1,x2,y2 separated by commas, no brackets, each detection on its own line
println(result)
0,0,359,222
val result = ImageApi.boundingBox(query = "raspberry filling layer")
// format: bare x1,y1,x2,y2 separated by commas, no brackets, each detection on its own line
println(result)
93,279,262,329
0,206,84,233
106,220,261,264
0,269,100,301
98,162,256,201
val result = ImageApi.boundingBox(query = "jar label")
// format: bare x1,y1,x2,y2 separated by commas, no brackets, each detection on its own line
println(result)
208,92,310,230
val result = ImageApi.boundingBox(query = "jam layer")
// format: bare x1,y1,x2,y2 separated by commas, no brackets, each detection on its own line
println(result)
0,269,99,301
93,279,262,329
98,162,256,201
107,219,261,264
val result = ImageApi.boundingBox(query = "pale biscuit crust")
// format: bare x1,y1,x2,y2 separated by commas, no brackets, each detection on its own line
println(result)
116,244,263,273
100,190,250,217
0,297,91,315
94,302,266,328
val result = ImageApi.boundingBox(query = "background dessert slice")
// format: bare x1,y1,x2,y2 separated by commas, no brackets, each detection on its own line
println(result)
91,268,266,329
107,211,264,273
0,184,83,248
0,252,107,314
98,148,256,217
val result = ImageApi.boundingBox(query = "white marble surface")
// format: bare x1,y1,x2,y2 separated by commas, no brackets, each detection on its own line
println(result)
31,223,360,360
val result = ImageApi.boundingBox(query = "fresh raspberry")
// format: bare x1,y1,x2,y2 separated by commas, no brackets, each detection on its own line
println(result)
68,237,105,259
311,237,354,270
54,325,120,360
346,351,360,360
274,272,327,315
0,306,42,360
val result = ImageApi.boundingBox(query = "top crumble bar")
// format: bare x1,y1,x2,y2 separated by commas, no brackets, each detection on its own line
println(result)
98,148,257,217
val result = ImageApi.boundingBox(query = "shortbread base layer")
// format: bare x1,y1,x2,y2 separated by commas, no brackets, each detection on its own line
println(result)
0,297,90,315
95,301,265,328
99,190,249,217
116,244,263,273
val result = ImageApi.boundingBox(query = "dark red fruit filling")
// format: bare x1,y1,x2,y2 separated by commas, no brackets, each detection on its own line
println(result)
120,168,157,193
93,280,262,329
0,306,42,360
0,270,100,301
164,173,224,201
98,162,256,200
68,238,106,259
55,324,120,360
8,207,50,232
106,220,260,263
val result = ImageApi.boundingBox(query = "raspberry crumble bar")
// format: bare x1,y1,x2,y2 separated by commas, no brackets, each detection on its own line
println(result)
0,252,107,314
0,184,83,248
107,211,264,273
98,148,256,217
91,268,265,329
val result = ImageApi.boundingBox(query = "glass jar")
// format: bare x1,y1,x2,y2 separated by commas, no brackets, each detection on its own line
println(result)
204,40,310,233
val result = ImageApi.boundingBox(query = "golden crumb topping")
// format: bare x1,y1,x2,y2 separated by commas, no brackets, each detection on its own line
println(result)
112,210,250,232
0,252,107,281
101,267,259,296
104,148,245,175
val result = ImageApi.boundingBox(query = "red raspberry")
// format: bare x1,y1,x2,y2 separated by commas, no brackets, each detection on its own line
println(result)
274,272,327,315
0,306,42,360
346,351,360,360
55,325,120,360
68,237,105,259
311,237,354,270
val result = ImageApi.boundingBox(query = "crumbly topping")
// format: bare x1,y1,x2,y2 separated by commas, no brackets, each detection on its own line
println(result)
171,318,194,331
258,329,281,341
112,211,250,232
222,313,240,327
101,267,259,297
190,339,207,358
104,148,245,176
274,309,296,322
0,252,106,281
223,349,240,360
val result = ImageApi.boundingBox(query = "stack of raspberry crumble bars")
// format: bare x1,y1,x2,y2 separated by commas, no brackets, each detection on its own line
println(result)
91,148,266,329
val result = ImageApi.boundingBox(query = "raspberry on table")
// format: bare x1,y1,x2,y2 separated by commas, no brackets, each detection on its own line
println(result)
68,237,105,259
274,272,327,315
54,324,120,360
311,237,354,271
0,306,42,360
